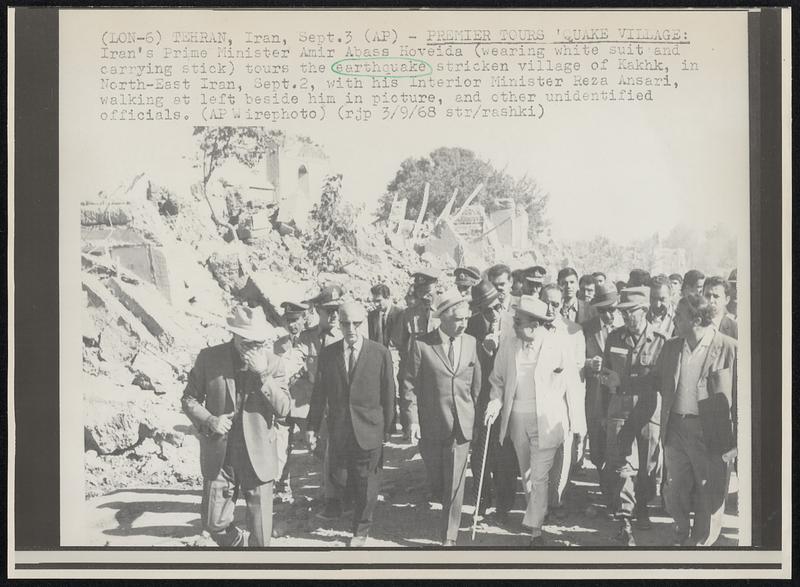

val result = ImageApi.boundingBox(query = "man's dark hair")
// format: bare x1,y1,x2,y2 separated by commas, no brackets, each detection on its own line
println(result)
539,282,561,300
579,274,595,287
628,268,651,287
678,293,715,327
592,271,607,280
683,269,706,289
669,273,683,284
370,284,391,299
557,267,578,283
486,263,512,282
703,275,731,297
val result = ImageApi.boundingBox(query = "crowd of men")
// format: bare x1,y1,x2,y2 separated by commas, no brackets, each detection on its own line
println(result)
182,263,739,548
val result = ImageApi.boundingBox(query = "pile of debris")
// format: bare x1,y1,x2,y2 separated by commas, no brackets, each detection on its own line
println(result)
80,171,442,498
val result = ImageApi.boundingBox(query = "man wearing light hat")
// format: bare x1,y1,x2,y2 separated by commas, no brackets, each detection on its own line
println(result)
598,286,667,547
400,289,482,546
484,296,576,547
182,305,291,547
273,301,311,503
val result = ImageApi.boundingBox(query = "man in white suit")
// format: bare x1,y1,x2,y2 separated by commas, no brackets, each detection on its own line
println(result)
484,296,577,547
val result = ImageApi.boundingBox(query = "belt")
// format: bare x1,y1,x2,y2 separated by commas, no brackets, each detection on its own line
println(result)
671,412,698,419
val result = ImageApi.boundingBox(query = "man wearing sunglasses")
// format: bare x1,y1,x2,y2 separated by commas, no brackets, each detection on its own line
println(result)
599,286,667,546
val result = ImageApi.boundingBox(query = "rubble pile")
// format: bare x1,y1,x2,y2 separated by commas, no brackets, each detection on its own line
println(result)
81,172,442,498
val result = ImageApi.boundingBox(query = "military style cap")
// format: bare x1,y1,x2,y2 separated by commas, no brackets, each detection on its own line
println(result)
281,301,308,318
616,286,650,310
524,265,547,283
411,269,439,287
454,267,480,287
306,285,345,308
590,283,619,308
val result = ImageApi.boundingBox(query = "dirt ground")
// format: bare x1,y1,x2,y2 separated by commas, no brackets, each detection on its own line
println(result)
84,431,740,548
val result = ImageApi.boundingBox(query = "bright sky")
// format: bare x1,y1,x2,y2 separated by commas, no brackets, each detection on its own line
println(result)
60,9,750,244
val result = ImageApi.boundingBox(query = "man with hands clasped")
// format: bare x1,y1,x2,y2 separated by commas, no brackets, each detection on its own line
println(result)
182,305,291,547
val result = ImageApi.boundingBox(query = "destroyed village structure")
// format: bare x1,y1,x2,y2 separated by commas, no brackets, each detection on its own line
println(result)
81,134,736,549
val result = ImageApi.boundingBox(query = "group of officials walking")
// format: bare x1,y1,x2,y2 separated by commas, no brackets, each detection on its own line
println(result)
182,263,738,548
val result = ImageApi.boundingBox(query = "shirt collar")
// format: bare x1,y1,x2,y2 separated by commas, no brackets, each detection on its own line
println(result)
345,335,363,353
439,327,457,344
711,313,724,328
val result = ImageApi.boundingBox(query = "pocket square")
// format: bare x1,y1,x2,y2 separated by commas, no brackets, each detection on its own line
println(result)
554,367,563,373
468,362,475,367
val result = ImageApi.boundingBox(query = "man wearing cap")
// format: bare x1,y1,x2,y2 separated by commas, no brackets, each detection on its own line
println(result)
648,294,737,546
484,296,576,547
398,270,440,442
400,290,481,546
273,301,311,502
182,305,291,547
703,277,738,339
647,275,677,338
599,286,667,546
454,267,481,299
582,282,624,495
726,269,738,318
297,285,346,519
466,280,518,522
307,302,396,547
523,266,547,298
368,284,404,433
558,267,598,326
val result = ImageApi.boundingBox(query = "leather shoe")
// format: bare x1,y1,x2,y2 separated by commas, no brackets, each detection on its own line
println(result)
348,535,368,548
635,511,652,530
529,535,546,548
617,520,636,547
442,539,457,547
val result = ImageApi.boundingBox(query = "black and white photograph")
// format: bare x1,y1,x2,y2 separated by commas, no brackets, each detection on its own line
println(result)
8,6,790,580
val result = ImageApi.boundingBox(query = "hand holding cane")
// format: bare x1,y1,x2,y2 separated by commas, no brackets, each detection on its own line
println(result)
471,417,494,541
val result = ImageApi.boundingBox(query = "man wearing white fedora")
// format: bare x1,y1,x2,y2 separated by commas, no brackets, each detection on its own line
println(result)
182,305,291,547
401,289,481,546
485,296,576,547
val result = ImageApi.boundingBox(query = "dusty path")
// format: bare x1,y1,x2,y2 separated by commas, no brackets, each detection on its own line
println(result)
84,431,740,548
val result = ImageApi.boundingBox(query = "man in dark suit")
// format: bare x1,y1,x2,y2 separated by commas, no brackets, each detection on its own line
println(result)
368,283,405,434
703,276,738,339
466,280,518,521
401,290,482,546
641,294,737,546
307,302,396,547
182,305,291,547
558,267,598,326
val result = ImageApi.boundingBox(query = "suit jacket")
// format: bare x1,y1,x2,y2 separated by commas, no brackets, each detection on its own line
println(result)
400,329,481,442
643,330,738,455
718,315,738,340
466,313,500,419
368,305,404,349
308,338,395,457
273,333,313,418
583,315,618,422
489,333,574,449
399,304,439,359
565,299,598,326
555,316,588,436
182,341,291,483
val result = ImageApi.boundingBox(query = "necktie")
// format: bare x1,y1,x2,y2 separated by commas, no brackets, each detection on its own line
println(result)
377,311,385,345
348,344,357,381
448,336,456,368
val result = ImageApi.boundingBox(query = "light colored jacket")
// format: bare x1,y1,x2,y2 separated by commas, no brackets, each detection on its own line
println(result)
489,332,575,450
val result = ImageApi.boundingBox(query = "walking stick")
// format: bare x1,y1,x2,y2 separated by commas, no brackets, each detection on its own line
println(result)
471,419,493,541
